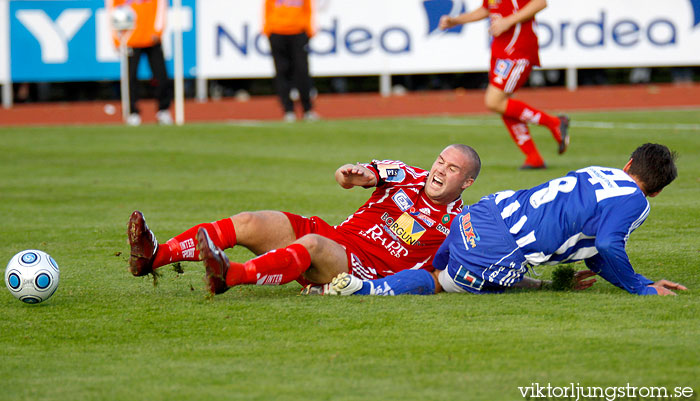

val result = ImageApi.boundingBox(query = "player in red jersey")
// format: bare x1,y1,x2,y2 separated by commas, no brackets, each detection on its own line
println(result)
126,144,481,295
440,0,569,169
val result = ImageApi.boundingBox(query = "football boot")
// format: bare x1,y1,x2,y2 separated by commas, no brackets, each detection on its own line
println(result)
127,211,157,276
330,272,363,296
557,115,570,155
196,228,231,295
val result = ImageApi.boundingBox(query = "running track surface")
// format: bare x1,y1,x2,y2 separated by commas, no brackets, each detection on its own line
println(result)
1,83,698,126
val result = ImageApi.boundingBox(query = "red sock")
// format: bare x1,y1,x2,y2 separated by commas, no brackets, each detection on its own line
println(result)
504,99,561,142
502,115,545,167
226,244,311,286
152,218,237,269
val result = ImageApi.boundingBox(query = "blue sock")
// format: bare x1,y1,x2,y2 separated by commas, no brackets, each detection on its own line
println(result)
355,269,436,296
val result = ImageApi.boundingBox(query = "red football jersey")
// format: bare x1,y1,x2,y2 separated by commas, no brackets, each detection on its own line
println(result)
483,0,540,66
332,160,463,278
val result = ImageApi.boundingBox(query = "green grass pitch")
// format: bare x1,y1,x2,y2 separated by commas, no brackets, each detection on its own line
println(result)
1,110,699,400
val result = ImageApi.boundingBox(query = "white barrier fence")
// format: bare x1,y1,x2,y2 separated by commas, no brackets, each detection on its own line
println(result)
2,0,700,107
199,0,700,75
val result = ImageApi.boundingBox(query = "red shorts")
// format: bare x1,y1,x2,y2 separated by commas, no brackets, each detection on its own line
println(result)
282,212,383,282
489,57,533,94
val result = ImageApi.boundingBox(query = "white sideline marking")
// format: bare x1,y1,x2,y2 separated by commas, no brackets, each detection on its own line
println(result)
419,118,700,131
573,121,700,131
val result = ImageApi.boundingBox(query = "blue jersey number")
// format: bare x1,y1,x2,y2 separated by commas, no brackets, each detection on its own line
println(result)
530,167,637,208
529,177,577,208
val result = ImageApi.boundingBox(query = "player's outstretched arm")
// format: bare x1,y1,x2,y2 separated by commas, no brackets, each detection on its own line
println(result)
489,0,546,37
335,163,377,189
439,6,489,30
572,270,598,290
649,279,688,296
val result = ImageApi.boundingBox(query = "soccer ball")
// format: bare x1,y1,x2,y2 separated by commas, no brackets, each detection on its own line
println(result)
110,5,135,31
5,250,60,304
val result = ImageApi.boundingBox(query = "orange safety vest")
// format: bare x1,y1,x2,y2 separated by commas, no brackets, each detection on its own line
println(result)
263,0,315,38
106,0,167,48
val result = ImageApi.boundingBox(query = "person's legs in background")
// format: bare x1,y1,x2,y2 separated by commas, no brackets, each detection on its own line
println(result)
145,43,173,125
269,33,296,121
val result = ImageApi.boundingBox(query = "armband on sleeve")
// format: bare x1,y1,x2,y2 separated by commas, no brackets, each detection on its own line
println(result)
372,162,406,186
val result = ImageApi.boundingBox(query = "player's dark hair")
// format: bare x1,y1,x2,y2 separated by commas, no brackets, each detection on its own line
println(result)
628,143,677,194
450,144,481,180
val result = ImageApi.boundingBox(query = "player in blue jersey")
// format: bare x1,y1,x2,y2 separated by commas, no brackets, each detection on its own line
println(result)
315,143,685,296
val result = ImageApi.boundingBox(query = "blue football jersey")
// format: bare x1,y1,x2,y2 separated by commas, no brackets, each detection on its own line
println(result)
493,166,656,294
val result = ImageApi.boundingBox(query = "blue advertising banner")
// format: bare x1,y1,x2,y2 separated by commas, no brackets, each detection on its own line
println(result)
10,0,196,82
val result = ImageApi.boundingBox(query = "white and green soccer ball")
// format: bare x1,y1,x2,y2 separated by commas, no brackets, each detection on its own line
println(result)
110,5,136,31
5,250,60,304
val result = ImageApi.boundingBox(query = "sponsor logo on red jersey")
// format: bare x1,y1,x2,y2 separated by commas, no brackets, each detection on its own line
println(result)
381,212,426,245
392,189,414,211
409,207,436,227
359,224,409,258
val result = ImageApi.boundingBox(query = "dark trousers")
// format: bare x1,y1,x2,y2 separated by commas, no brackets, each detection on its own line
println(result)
128,42,172,114
269,33,313,113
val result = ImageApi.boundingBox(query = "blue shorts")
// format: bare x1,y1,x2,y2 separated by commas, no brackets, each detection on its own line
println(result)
437,196,528,294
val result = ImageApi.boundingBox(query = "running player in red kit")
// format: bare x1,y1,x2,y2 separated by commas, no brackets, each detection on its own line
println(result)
126,144,481,295
440,0,569,169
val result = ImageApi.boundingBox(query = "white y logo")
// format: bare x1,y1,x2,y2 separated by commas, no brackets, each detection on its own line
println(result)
16,9,91,63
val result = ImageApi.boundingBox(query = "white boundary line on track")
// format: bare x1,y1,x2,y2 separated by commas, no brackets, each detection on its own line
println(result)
418,118,700,131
